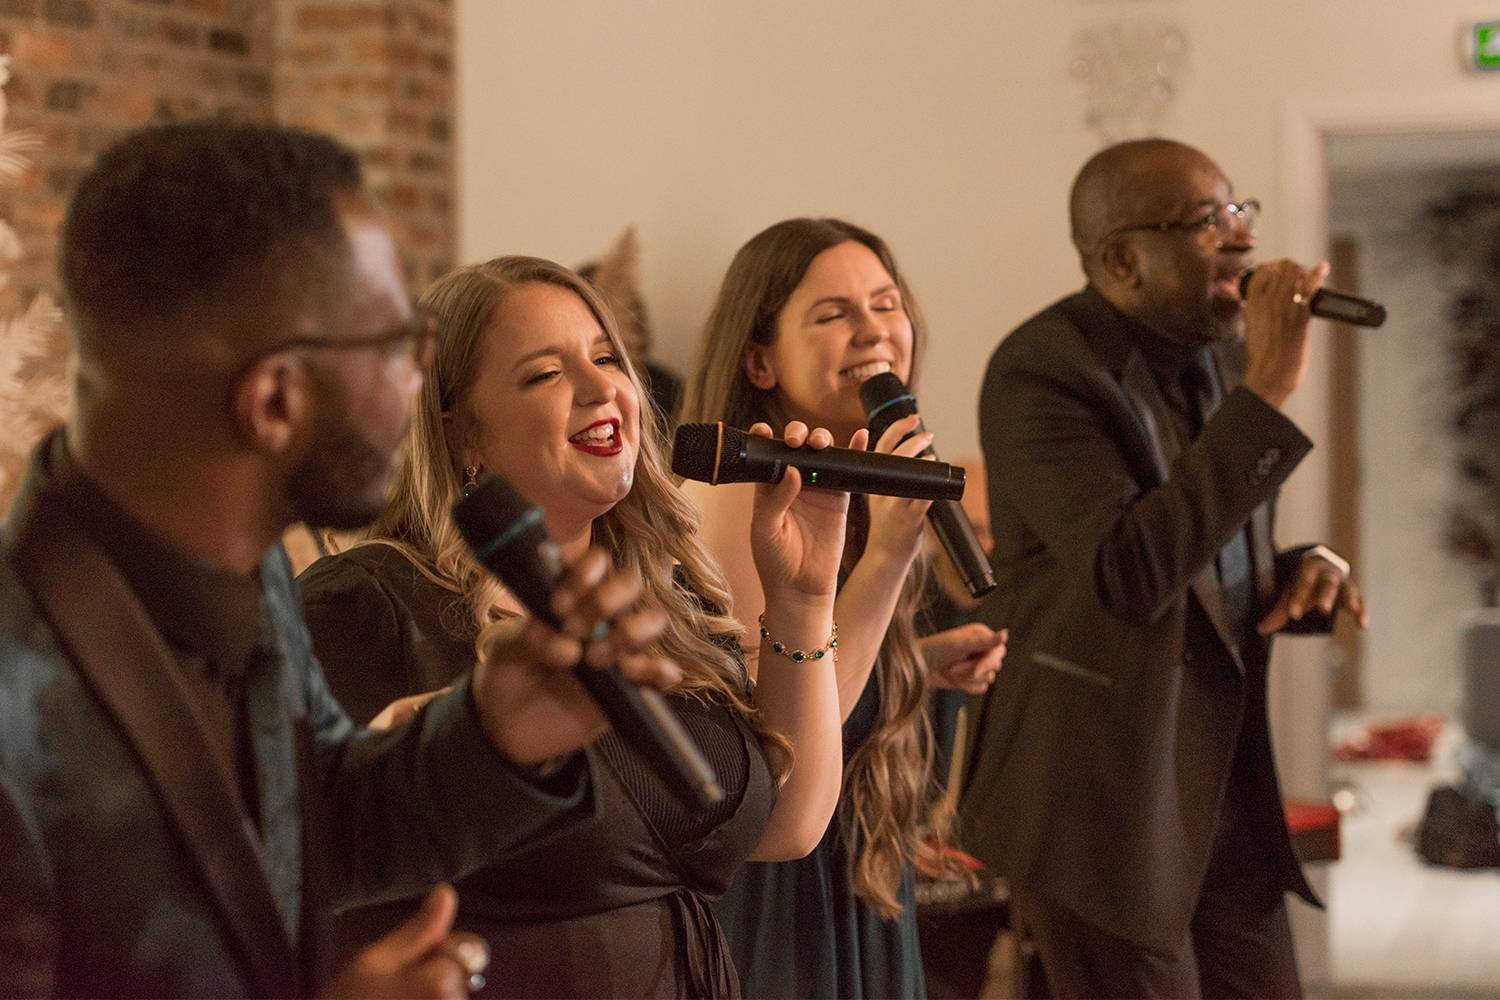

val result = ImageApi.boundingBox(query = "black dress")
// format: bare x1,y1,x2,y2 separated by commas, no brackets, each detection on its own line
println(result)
299,544,777,998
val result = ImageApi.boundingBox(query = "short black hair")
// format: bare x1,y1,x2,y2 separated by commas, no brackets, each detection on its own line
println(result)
60,120,364,350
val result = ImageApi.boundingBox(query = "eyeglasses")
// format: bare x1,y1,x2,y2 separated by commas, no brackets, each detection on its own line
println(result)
1096,198,1260,253
232,308,438,382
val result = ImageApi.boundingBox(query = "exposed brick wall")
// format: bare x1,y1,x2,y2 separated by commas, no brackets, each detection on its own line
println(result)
0,0,455,303
0,0,456,513
275,0,454,289
0,0,278,304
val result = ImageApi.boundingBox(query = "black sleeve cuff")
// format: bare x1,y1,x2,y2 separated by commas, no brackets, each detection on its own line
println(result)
424,674,593,812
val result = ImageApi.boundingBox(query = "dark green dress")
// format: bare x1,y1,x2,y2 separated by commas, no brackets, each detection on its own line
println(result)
715,667,925,999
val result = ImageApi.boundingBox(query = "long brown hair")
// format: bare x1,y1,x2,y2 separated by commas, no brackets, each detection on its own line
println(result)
681,218,951,916
362,255,785,764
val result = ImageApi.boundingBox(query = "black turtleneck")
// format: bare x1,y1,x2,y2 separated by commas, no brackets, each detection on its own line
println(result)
49,434,263,827
1085,287,1218,450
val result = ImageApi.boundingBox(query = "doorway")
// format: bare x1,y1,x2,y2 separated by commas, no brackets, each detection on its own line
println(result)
1320,128,1500,998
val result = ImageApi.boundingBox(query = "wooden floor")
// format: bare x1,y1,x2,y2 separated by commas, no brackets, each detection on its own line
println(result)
1326,723,1500,997
942,721,1500,1000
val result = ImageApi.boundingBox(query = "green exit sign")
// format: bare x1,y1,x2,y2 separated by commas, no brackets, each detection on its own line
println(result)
1467,21,1500,70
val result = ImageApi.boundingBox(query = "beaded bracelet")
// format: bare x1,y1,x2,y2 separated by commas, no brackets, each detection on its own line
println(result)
758,612,839,663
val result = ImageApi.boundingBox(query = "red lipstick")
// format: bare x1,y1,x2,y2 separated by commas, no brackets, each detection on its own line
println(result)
568,418,622,456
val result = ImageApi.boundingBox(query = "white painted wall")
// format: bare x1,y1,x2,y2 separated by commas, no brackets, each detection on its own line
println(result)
456,0,1500,466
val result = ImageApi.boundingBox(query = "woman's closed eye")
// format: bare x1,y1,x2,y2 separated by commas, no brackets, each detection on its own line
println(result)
524,368,561,386
814,299,900,324
525,354,618,385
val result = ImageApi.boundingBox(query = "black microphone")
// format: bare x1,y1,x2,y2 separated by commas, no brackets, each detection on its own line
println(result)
452,474,724,809
672,422,966,502
860,373,997,599
1238,268,1386,327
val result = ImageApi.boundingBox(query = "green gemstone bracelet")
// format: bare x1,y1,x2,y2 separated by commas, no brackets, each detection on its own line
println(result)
758,613,839,663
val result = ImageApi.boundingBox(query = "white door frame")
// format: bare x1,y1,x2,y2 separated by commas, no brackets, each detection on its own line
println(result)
1269,89,1500,798
1266,89,1500,989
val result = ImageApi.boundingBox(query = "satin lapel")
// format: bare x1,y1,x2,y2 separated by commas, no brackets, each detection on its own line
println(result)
1190,561,1244,675
1115,351,1172,484
1206,342,1257,669
291,716,326,983
1208,314,1277,601
8,488,299,996
1119,349,1244,674
247,616,302,944
257,549,323,978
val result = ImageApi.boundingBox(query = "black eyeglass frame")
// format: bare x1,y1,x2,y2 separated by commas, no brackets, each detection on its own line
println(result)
229,307,438,384
1094,198,1261,254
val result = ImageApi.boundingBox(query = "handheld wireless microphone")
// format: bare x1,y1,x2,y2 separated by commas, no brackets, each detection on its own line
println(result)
1238,268,1386,327
672,422,966,502
453,474,724,809
860,373,997,598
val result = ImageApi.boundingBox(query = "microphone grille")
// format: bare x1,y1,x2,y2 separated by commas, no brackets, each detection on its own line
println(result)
672,422,752,483
671,423,720,482
451,473,537,556
860,371,922,447
858,371,910,412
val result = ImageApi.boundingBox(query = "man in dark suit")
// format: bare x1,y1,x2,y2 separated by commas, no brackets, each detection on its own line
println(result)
0,121,675,997
959,138,1367,998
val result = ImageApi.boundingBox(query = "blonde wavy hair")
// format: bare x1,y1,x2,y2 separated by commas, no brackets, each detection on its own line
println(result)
361,255,785,764
681,218,955,917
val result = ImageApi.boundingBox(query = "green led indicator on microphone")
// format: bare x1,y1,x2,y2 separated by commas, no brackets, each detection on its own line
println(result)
809,470,820,484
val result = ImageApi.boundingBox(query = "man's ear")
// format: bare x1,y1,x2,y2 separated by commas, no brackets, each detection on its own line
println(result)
232,356,306,455
743,344,777,392
1097,239,1140,288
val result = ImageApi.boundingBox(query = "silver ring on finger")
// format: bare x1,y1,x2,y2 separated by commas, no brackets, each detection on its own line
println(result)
1292,291,1306,306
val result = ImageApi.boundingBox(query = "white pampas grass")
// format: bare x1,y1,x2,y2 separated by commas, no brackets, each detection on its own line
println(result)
0,54,68,510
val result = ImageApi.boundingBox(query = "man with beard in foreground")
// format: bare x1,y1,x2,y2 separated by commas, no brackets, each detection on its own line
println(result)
961,139,1367,999
0,121,676,997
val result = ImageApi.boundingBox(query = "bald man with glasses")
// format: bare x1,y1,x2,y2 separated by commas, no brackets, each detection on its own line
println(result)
960,138,1366,998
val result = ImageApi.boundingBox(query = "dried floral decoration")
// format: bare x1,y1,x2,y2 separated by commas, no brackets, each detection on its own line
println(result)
1071,19,1189,145
0,55,66,511
1427,188,1500,605
582,226,649,360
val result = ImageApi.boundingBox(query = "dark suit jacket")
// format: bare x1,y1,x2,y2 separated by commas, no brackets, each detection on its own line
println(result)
0,434,594,997
958,288,1324,955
